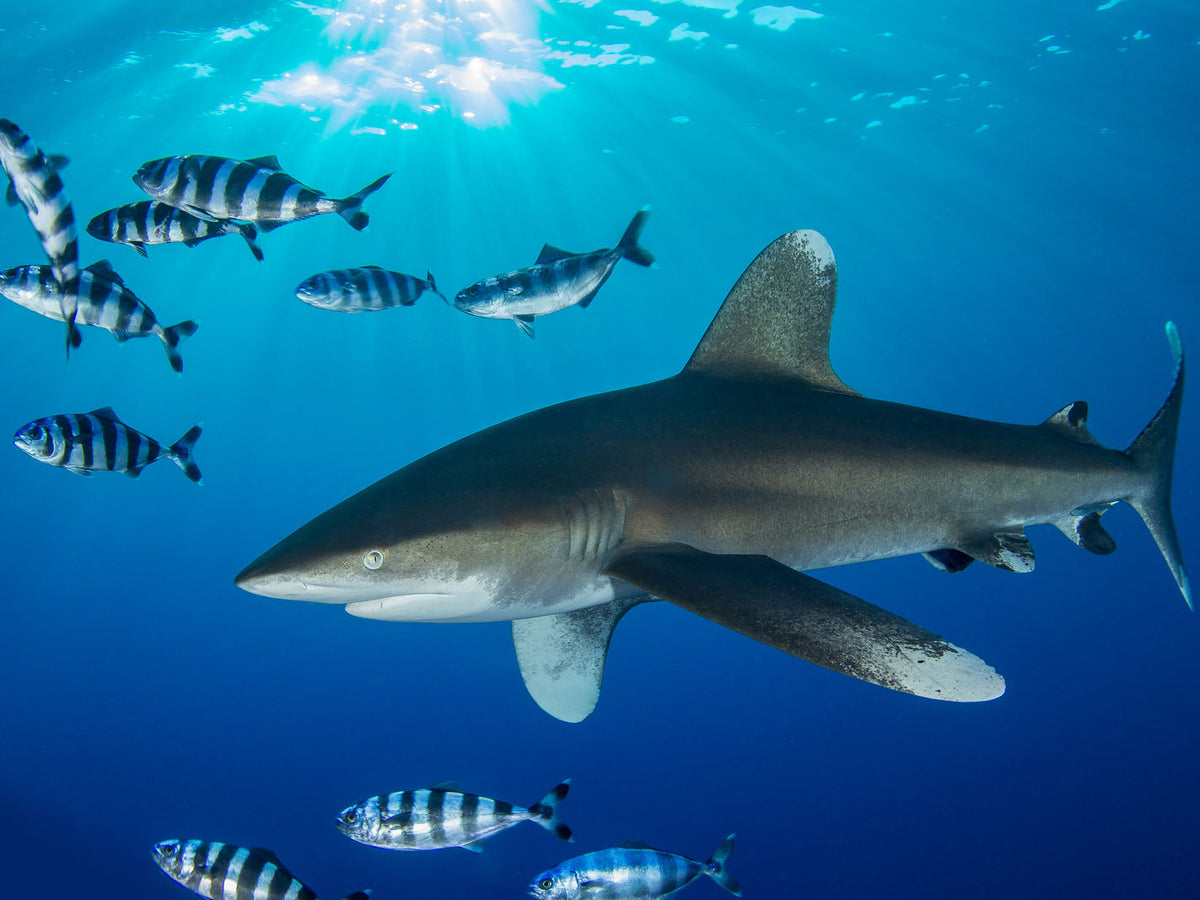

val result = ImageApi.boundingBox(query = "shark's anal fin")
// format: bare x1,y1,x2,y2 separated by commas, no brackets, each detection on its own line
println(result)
512,595,649,723
683,229,855,394
604,543,1005,703
955,530,1036,573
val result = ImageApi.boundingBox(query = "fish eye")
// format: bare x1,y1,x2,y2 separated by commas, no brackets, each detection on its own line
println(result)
27,425,43,440
363,550,384,570
539,879,553,891
344,810,357,824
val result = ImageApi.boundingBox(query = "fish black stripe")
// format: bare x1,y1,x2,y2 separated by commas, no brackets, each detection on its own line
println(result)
255,173,292,219
224,163,256,214
152,200,172,234
460,792,478,838
206,842,237,895
295,188,321,214
116,287,140,334
428,789,447,846
398,791,415,846
125,426,142,471
266,863,293,899
98,414,118,470
184,840,210,890
193,156,225,209
237,852,268,900
77,414,95,468
493,799,514,818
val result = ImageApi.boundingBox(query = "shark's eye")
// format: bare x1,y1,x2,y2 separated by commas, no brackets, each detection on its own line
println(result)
363,550,384,570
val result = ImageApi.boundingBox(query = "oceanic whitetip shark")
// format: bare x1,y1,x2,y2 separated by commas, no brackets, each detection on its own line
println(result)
236,230,1189,722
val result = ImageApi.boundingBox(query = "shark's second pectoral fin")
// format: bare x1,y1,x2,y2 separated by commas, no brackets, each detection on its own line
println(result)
604,543,1004,702
512,595,650,723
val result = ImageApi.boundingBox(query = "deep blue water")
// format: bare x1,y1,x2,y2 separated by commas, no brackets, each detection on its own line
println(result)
2,2,1197,897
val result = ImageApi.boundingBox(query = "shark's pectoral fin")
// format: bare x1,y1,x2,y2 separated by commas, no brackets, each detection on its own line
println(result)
604,543,1004,702
955,530,1036,572
512,595,650,723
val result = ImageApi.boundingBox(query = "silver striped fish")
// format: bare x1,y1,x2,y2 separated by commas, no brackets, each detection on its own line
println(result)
453,207,654,339
336,779,572,852
133,153,390,232
295,266,440,312
87,200,263,260
529,835,740,900
0,261,198,373
152,839,371,900
0,117,80,353
13,407,202,484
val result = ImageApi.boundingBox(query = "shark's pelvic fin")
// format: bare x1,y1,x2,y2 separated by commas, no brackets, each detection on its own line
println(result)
604,543,1005,702
683,229,855,394
512,595,649,722
954,530,1036,573
1052,509,1117,555
1126,321,1190,608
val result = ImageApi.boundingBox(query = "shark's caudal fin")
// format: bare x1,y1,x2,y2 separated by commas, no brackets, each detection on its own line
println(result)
684,229,855,394
512,596,648,722
605,543,1005,702
1126,322,1190,608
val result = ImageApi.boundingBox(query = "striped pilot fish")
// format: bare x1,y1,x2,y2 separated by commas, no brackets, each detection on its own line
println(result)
152,839,371,900
295,266,440,312
87,200,264,260
453,207,654,339
0,117,80,353
0,261,198,373
529,835,740,900
13,407,202,484
133,153,391,232
336,779,572,852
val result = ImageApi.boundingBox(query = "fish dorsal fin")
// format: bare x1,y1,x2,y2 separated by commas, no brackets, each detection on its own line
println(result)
429,780,460,792
684,230,854,393
247,154,284,171
1041,401,1097,444
512,595,649,723
619,840,654,850
87,406,120,421
535,244,575,264
84,260,123,284
46,154,70,171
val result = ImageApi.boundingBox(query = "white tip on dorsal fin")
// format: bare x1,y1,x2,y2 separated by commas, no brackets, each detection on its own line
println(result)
684,230,854,393
246,154,284,171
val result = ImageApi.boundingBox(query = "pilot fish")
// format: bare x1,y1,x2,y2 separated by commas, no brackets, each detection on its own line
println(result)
0,261,198,373
152,839,371,900
336,779,572,852
0,117,80,352
133,153,390,232
529,835,740,900
295,266,440,312
453,208,654,338
13,407,202,484
87,200,264,260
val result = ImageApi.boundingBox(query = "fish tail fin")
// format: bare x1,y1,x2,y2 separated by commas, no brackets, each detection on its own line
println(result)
616,206,654,267
161,320,199,374
338,173,392,231
528,779,573,842
168,424,203,485
426,270,440,298
239,223,264,261
706,833,741,896
1126,321,1190,608
62,289,81,357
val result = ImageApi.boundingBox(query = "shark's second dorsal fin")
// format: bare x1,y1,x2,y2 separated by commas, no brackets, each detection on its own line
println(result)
1041,401,1098,444
684,230,854,393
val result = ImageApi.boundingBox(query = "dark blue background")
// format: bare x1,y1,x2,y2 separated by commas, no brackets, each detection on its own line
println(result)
1,2,1196,897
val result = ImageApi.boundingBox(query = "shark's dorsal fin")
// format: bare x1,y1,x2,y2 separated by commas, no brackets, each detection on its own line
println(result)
684,230,854,393
512,595,648,723
1041,401,1097,444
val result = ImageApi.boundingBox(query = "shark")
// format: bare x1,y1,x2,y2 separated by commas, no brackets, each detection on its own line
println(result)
235,230,1188,723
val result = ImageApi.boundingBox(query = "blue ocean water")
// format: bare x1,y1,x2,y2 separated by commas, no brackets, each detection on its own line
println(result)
1,1,1197,897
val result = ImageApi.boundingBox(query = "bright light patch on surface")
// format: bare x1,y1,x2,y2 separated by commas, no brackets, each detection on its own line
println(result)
750,6,823,31
616,9,659,25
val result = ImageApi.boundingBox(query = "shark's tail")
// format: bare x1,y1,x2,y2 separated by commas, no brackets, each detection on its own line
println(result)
705,834,741,896
1126,321,1190,608
528,779,573,842
337,173,392,231
616,207,654,267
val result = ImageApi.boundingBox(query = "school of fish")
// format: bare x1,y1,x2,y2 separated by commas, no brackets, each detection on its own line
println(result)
2,118,677,897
